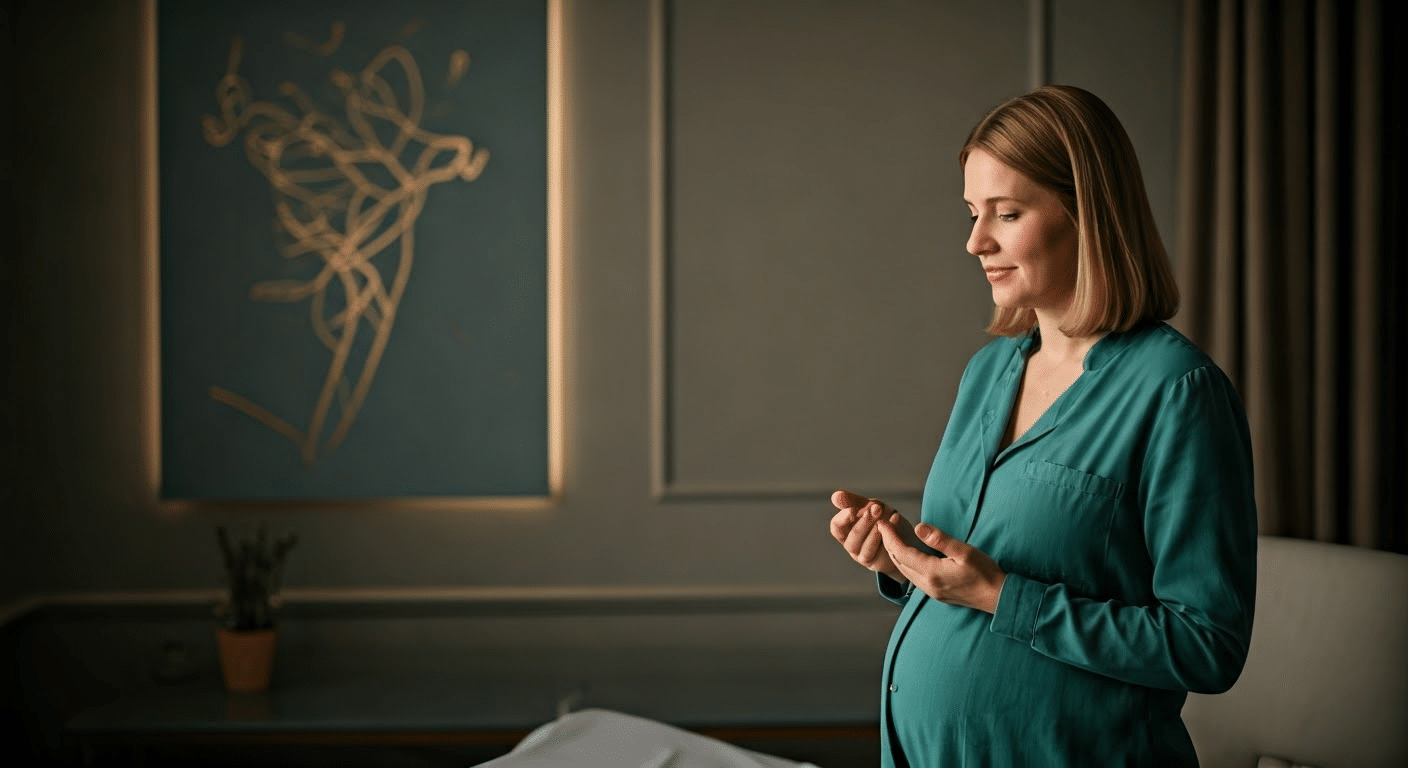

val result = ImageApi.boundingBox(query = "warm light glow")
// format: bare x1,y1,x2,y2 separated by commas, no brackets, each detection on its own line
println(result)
648,0,669,500
546,0,566,505
141,0,163,511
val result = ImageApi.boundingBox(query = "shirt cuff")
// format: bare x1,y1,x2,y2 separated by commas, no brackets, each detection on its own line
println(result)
876,571,912,605
988,572,1045,644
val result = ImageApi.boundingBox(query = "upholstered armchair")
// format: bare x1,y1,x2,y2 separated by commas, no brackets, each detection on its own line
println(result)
1182,535,1408,768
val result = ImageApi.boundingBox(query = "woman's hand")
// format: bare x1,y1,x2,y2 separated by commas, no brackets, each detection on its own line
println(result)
875,518,1007,614
828,489,918,585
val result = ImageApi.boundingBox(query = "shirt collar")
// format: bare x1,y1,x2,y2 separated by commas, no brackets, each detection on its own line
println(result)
1084,323,1155,370
1007,322,1152,371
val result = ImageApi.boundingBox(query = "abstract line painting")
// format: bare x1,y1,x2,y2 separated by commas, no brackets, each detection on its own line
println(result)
159,1,548,501
202,30,491,466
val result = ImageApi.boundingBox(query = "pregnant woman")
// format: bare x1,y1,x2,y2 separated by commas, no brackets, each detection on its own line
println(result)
829,85,1258,767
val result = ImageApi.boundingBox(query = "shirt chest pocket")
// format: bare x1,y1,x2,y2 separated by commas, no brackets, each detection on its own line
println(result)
1023,460,1126,501
999,460,1127,595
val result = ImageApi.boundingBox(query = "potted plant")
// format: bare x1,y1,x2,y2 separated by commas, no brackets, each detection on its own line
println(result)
214,524,297,692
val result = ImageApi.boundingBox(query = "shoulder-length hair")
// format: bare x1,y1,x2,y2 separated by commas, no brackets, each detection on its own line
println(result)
959,85,1178,338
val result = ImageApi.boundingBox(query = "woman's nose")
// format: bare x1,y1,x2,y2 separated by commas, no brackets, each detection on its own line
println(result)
967,220,995,257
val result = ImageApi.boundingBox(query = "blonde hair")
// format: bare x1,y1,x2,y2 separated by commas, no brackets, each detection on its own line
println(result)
959,85,1178,337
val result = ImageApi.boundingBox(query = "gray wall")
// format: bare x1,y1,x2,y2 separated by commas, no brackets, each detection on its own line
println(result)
1,0,1180,608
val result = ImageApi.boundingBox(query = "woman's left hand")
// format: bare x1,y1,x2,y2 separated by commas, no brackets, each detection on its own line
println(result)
875,519,1008,614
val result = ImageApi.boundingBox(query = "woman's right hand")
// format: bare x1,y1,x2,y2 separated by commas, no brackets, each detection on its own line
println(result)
829,489,914,585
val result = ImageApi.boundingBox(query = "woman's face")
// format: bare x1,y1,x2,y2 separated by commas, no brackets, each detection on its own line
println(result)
962,148,1079,317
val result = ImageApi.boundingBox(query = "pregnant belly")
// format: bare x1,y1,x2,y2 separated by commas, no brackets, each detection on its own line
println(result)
885,597,1166,766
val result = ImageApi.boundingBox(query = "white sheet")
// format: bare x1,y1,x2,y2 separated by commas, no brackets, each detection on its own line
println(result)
473,709,821,768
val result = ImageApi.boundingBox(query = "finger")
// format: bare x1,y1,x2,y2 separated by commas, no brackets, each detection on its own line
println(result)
881,512,925,552
829,507,856,543
877,522,925,585
830,506,856,530
914,522,960,556
886,510,915,536
831,489,870,511
855,523,889,566
843,509,877,554
849,503,892,560
875,519,916,571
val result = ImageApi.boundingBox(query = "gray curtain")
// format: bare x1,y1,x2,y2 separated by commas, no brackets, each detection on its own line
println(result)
1175,0,1405,552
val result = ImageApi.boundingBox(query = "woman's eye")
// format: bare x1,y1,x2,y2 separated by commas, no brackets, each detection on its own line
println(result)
997,212,1019,222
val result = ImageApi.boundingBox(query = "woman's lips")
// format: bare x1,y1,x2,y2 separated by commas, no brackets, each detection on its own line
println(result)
984,266,1016,282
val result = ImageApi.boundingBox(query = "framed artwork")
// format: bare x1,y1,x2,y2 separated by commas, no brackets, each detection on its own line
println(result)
156,0,552,503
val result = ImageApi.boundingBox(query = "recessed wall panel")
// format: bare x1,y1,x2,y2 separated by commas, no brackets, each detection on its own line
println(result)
665,0,1029,495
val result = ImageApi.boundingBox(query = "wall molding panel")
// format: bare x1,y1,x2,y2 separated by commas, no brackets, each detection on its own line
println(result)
649,0,1030,501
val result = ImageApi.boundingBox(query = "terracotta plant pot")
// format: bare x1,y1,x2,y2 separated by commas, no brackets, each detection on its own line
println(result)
216,627,278,693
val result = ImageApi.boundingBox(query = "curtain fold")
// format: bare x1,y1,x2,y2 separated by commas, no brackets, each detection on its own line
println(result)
1175,0,1405,552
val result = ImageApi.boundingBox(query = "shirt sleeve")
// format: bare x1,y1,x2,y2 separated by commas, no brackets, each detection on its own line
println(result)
987,365,1258,693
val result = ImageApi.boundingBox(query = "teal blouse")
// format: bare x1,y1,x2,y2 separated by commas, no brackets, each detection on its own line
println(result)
878,322,1257,767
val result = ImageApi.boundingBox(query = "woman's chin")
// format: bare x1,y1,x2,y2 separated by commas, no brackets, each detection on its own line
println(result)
990,290,1025,309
